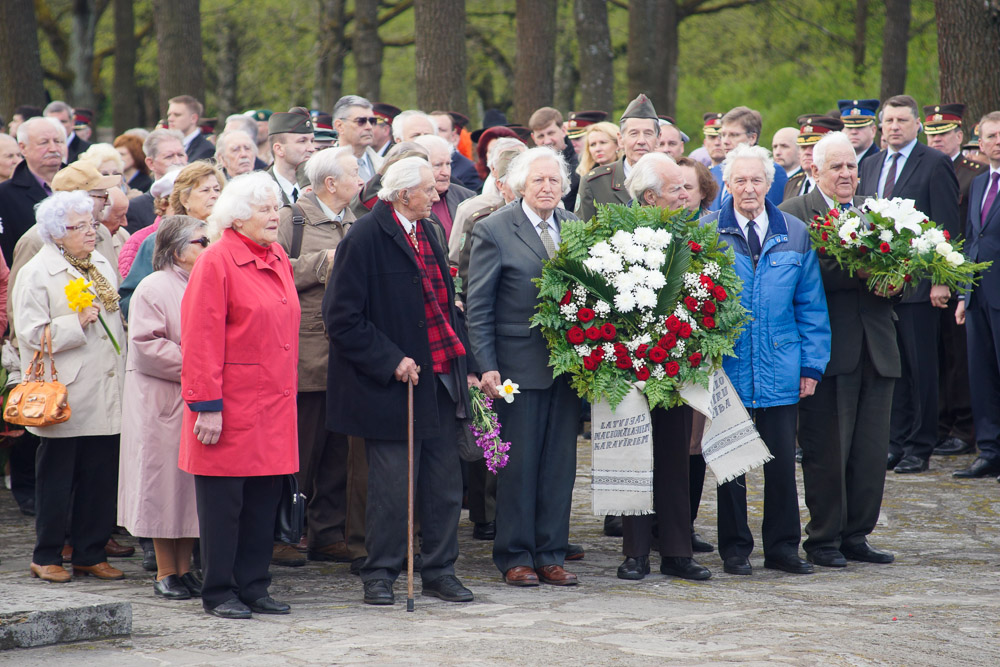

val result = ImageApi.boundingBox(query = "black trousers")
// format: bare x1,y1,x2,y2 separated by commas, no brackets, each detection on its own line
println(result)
717,403,801,560
966,294,1000,463
9,432,39,510
622,406,693,559
296,391,349,547
889,302,940,461
799,343,895,553
362,379,462,584
690,455,706,525
194,474,282,609
938,299,975,443
466,457,497,525
33,435,118,566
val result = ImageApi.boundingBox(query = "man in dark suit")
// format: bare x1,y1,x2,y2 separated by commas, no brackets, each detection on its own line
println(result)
413,134,475,241
467,147,581,587
167,95,215,162
783,115,845,201
954,111,1000,479
839,99,881,166
43,101,89,163
528,107,580,210
857,95,960,474
781,131,900,567
924,104,986,456
125,129,189,232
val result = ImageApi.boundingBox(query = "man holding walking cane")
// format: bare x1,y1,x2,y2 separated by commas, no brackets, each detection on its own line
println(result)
323,157,479,606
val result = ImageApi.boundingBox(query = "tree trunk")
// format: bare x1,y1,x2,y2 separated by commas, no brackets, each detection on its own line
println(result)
627,0,672,115
0,0,48,121
353,0,382,102
853,0,869,85
935,0,1000,130
312,0,347,112
414,0,468,114
215,10,240,121
574,0,613,114
113,0,139,135
880,0,911,100
70,0,99,110
153,0,205,114
514,0,556,124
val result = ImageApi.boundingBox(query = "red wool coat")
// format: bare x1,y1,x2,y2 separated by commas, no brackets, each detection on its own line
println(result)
178,229,301,477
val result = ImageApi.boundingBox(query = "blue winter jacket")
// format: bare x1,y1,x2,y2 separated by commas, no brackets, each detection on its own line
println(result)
701,198,831,409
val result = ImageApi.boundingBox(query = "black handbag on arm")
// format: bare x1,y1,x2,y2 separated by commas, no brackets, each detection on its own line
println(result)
274,474,306,544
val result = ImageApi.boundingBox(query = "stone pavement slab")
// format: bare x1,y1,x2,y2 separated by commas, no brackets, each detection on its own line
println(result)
0,583,130,649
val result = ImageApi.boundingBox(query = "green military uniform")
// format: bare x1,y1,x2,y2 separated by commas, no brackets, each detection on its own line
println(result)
457,202,502,303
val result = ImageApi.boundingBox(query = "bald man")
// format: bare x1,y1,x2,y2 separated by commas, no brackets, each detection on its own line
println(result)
772,127,801,179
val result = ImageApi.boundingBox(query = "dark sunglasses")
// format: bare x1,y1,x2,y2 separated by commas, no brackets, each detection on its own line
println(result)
351,117,379,126
190,237,210,247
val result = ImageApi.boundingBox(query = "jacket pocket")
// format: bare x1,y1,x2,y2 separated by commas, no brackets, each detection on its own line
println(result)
496,322,531,337
770,331,802,397
221,363,261,431
765,253,802,288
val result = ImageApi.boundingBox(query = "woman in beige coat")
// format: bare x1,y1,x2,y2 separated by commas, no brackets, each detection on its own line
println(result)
118,215,209,600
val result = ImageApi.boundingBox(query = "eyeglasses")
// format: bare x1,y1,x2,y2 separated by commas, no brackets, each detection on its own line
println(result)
190,237,210,247
88,191,109,202
65,222,101,233
350,117,379,127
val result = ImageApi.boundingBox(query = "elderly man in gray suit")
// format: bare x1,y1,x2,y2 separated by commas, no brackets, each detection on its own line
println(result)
466,147,582,587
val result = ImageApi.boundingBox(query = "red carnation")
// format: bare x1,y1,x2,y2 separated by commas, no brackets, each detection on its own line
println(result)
665,361,680,377
684,296,699,312
821,231,829,241
818,247,827,254
665,315,682,333
943,230,951,241
648,346,668,363
880,242,891,253
578,307,595,323
688,352,703,367
583,356,598,371
566,326,585,345
585,326,602,341
841,240,847,245
700,275,715,288
658,333,677,350
634,366,650,381
858,246,868,254
829,208,840,219
679,322,693,338
592,346,605,360
824,220,832,226
450,266,459,277
812,215,821,222
904,274,912,283
702,316,716,329
615,356,633,370
635,344,649,359
688,240,702,253
702,301,716,315
713,286,727,301
601,322,617,340
560,290,573,305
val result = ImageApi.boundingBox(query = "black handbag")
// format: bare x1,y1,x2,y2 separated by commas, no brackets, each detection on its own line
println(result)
274,474,306,544
457,418,482,463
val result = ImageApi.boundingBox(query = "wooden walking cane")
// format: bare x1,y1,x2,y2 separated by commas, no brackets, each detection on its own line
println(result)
406,378,415,612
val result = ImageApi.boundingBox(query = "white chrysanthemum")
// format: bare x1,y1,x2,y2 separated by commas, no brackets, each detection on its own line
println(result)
645,270,666,289
610,230,634,250
923,228,946,246
602,253,624,274
593,300,611,316
652,229,672,248
947,251,965,267
879,229,894,243
615,292,637,312
623,243,646,264
574,345,591,358
935,242,954,256
583,257,604,274
590,241,613,257
638,332,652,345
633,226,656,246
644,249,665,269
613,273,636,294
911,238,932,255
635,287,657,309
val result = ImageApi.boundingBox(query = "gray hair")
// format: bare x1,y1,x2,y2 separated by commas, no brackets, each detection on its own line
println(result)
144,128,185,159
208,171,280,230
124,127,150,140
721,143,775,187
487,137,525,169
305,146,356,187
505,147,570,197
224,114,259,143
153,215,207,271
17,116,65,144
215,129,258,160
35,191,93,244
812,131,856,172
333,95,372,120
392,110,435,142
412,133,452,156
625,152,676,201
43,100,73,117
377,157,432,202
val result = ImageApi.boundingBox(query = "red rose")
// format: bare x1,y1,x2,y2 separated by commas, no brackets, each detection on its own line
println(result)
634,366,650,381
700,274,715,288
601,322,617,340
879,242,891,253
566,326,585,344
648,346,668,363
688,240,702,253
615,356,633,369
665,315,682,332
904,274,912,283
821,231,829,241
592,346,605,360
658,333,677,350
688,352,703,367
560,290,573,305
583,356,598,371
943,230,951,241
713,286,727,301
684,296,699,312
679,322,693,338
585,326,602,341
850,232,857,240
450,266,459,277
702,301,716,315
702,316,716,329
840,240,847,245
858,246,868,254
578,307,595,323
819,247,827,254
635,344,649,359
614,343,628,356
665,361,680,377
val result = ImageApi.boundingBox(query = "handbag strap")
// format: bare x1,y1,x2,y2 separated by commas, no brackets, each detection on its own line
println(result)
41,325,59,382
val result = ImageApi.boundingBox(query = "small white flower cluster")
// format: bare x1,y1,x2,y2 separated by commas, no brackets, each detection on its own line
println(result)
683,272,712,300
602,342,616,357
673,302,699,327
702,261,721,279
574,344,591,358
584,228,672,314
650,365,666,379
864,197,927,235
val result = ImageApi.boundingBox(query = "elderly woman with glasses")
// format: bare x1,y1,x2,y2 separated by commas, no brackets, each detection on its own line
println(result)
118,215,210,601
12,190,127,584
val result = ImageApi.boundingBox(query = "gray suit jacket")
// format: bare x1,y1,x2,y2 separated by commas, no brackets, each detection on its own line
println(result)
466,199,578,389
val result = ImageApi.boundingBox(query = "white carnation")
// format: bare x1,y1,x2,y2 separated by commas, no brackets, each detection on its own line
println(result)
614,292,636,312
879,229,894,243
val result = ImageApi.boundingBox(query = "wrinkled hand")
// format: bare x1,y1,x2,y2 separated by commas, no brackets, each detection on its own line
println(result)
394,356,420,385
799,377,818,398
77,305,99,328
194,411,223,445
481,370,502,399
466,373,481,390
930,284,951,308
955,299,966,325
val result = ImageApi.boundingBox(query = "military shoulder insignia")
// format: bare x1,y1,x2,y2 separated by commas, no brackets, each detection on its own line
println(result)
586,164,614,181
471,205,497,223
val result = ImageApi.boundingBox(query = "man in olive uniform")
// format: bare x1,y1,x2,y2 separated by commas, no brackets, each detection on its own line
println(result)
784,115,845,201
267,108,316,207
839,99,881,165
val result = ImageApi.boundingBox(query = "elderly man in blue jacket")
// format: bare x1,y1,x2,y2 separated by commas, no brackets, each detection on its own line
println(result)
701,144,831,577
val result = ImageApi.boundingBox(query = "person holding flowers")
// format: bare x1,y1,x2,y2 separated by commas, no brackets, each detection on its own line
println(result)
701,144,830,577
12,190,126,583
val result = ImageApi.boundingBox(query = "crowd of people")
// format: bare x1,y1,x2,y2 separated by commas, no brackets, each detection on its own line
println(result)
1,87,999,618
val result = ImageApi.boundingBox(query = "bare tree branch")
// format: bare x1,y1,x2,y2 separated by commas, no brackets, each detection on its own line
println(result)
378,0,413,26
467,24,514,81
771,4,850,46
682,0,766,19
383,36,415,47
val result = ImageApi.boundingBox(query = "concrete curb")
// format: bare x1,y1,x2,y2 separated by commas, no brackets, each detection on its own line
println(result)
0,583,131,650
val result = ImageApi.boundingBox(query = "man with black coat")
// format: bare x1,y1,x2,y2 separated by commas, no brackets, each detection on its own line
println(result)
167,95,215,162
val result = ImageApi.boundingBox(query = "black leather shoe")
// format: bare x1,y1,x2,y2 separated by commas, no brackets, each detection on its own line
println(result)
180,571,203,597
363,578,395,605
841,541,894,564
886,452,903,470
723,556,752,575
893,455,929,474
18,499,36,516
205,598,252,619
422,574,474,602
153,574,191,600
472,521,496,540
604,515,623,537
934,437,975,456
691,532,714,553
565,543,585,561
660,556,711,580
350,557,365,576
243,595,291,614
616,556,650,580
807,548,847,567
763,554,814,574
141,544,157,572
953,457,1000,478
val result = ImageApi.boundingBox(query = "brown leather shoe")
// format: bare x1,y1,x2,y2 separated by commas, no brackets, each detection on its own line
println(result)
307,541,352,562
61,544,73,563
30,562,71,583
504,565,540,587
294,535,309,553
73,562,125,580
271,542,307,567
105,537,135,557
536,564,578,586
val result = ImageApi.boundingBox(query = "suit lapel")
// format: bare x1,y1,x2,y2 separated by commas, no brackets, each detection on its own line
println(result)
373,202,419,269
512,202,549,261
890,144,922,195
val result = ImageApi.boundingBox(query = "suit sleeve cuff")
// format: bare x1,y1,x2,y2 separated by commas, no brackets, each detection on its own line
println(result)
800,368,823,382
187,399,223,412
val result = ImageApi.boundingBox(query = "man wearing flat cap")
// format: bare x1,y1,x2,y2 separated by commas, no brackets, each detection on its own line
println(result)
839,99,881,165
784,115,845,200
268,107,316,205
245,109,274,164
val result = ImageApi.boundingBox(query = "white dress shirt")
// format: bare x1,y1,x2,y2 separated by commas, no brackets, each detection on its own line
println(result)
273,170,297,203
522,200,561,246
877,137,918,197
183,128,200,150
735,208,768,244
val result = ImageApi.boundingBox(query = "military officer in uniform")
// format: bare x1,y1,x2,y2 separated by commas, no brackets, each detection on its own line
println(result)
566,110,609,158
784,115,845,201
839,99,881,165
690,113,725,168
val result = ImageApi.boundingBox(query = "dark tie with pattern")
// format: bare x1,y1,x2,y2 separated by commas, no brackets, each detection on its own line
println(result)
883,153,900,198
747,221,761,269
982,173,1000,225
291,186,299,202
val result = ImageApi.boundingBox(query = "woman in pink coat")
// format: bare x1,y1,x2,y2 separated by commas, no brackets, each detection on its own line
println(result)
179,172,300,620
118,215,209,601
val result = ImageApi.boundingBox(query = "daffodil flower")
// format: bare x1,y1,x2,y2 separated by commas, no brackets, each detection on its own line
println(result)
64,277,120,355
495,379,520,403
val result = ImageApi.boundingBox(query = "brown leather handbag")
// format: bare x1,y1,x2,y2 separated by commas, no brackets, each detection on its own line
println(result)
4,326,71,427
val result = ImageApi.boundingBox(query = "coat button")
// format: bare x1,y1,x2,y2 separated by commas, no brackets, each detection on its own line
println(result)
283,389,290,396
187,389,193,395
418,320,425,328
282,297,287,304
284,343,291,350
412,276,419,284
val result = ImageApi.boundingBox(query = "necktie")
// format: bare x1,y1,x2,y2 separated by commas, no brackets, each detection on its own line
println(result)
982,173,1000,224
291,186,299,202
747,221,762,269
883,153,900,198
802,179,811,195
538,222,557,259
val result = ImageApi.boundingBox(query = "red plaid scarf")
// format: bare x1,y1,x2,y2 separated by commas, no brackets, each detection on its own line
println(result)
392,210,465,374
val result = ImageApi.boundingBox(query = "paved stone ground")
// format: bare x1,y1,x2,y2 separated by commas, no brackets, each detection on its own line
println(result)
2,439,999,665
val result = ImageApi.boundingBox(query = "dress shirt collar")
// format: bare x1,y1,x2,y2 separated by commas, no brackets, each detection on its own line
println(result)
735,208,768,241
522,199,555,230
273,170,296,202
395,209,415,234
887,137,918,163
316,196,344,223
183,128,200,149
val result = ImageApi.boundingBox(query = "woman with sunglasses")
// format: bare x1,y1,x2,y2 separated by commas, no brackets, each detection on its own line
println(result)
118,215,210,600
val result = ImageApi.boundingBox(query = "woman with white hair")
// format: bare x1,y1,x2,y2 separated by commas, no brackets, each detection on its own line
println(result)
78,143,126,190
12,190,127,584
324,156,479,606
178,171,301,619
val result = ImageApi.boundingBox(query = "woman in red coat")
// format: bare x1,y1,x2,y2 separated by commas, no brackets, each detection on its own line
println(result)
179,171,301,619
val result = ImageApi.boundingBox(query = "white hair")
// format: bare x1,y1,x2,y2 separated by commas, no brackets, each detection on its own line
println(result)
392,110,435,142
214,130,258,160
305,146,356,186
505,147,570,197
377,157,432,202
35,191,93,244
412,133,452,156
207,171,280,231
487,137,525,169
722,143,775,187
812,131,856,172
625,152,676,201
17,116,65,144
224,114,259,143
78,143,124,172
143,128,185,159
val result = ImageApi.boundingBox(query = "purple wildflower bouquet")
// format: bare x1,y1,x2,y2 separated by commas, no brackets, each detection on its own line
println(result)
468,384,515,474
